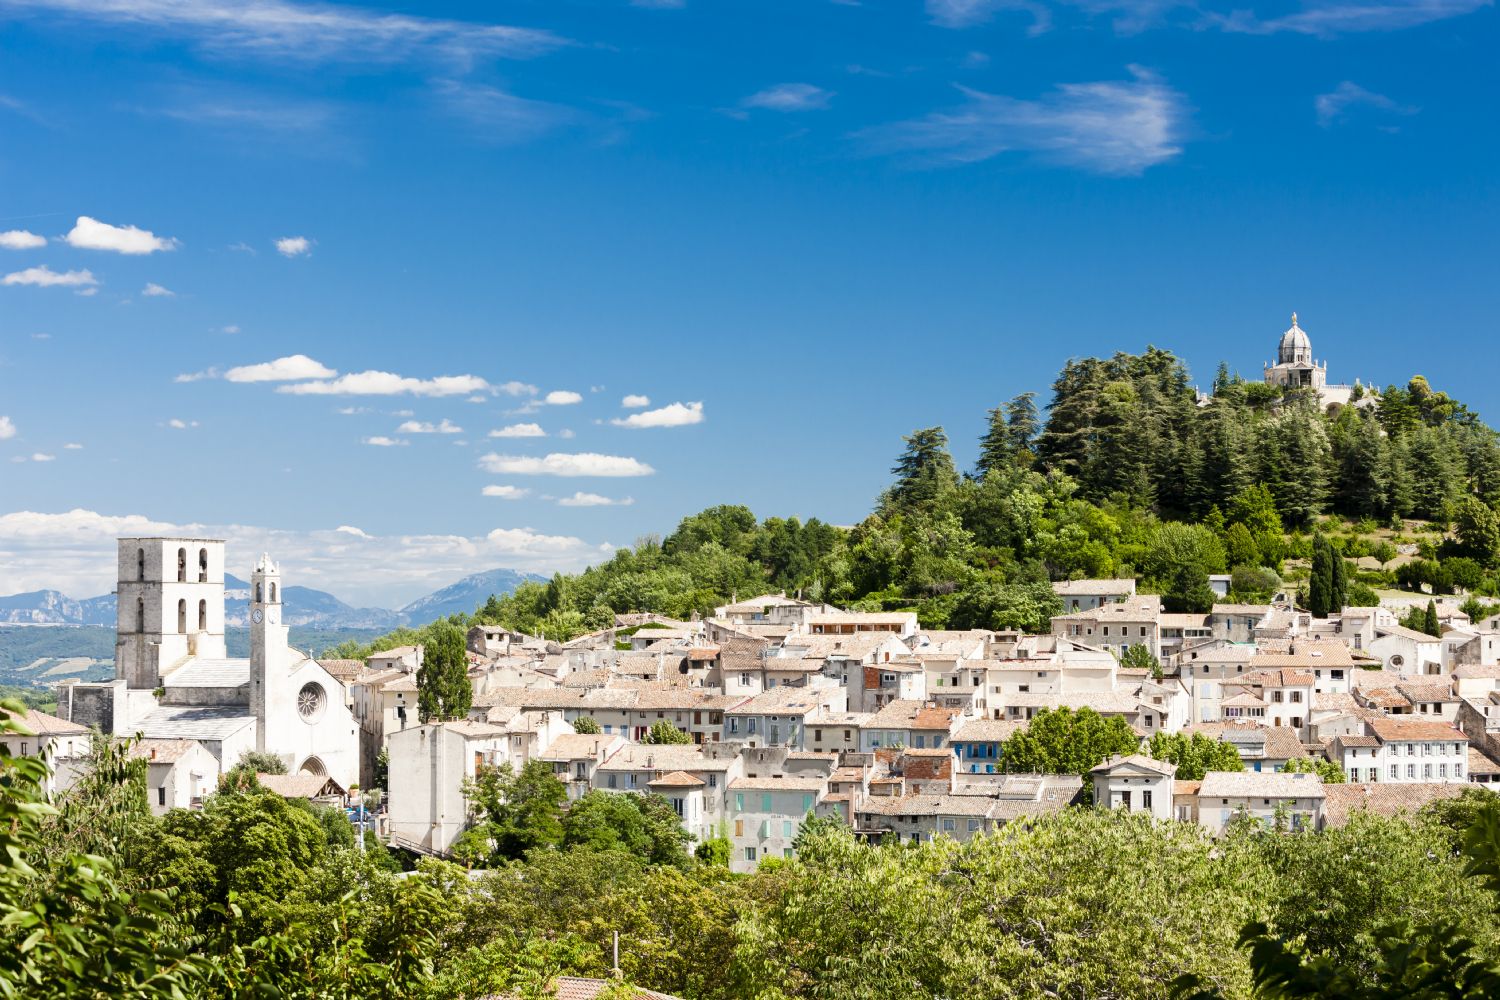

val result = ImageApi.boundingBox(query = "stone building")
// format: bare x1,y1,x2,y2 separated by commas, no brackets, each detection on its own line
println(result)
62,537,359,788
1262,313,1357,407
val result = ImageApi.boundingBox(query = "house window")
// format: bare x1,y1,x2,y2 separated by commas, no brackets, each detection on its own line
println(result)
967,819,980,832
1143,790,1153,809
1407,764,1416,778
1390,765,1398,779
782,820,794,837
608,775,618,789
745,847,757,862
761,793,772,812
942,818,955,831
157,786,166,807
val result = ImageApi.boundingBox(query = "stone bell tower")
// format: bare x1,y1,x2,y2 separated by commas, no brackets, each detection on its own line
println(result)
114,537,226,689
249,553,288,744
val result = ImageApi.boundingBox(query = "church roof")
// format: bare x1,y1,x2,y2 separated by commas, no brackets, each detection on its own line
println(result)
134,705,256,743
163,658,249,689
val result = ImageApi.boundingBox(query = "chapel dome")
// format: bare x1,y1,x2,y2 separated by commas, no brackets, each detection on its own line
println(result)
1278,312,1311,365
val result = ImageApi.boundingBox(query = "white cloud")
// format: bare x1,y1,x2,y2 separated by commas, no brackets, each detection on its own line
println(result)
498,381,538,396
3,265,98,288
65,216,178,254
622,394,651,408
557,491,635,507
223,354,337,382
1218,0,1489,35
482,485,531,499
397,418,463,434
275,235,313,257
335,525,370,538
478,452,655,477
544,390,583,405
166,418,200,429
142,282,175,297
0,508,611,607
228,242,256,254
0,416,14,440
742,83,834,112
28,453,55,462
610,400,705,428
362,435,407,446
489,422,546,438
222,324,241,334
0,230,45,249
557,428,576,439
277,371,490,397
174,368,221,383
0,0,568,66
1314,80,1415,126
860,68,1186,176
64,442,83,450
74,287,98,297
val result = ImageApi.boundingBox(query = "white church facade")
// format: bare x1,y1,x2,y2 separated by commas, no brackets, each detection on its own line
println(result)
62,537,359,789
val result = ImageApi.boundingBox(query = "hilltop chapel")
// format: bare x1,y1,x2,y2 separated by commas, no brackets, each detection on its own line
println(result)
61,538,359,789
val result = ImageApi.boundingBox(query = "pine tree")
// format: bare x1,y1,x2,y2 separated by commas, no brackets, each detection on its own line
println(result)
886,427,959,513
1005,391,1040,456
1425,599,1442,637
975,406,1011,480
417,621,472,722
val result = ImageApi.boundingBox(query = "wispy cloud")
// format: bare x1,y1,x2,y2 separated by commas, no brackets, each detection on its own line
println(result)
1314,80,1417,126
166,418,200,429
1218,0,1490,35
3,265,98,287
481,484,530,499
0,416,15,439
431,79,573,143
142,282,175,297
557,491,634,507
275,235,313,257
362,435,407,446
0,0,568,65
498,380,538,397
742,83,834,112
11,452,55,463
223,354,336,382
277,371,491,397
64,215,178,254
610,400,705,428
0,229,46,249
478,452,655,477
396,418,463,434
859,67,1187,176
489,422,547,438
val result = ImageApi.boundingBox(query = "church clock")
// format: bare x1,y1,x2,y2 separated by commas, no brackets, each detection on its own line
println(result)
251,608,264,624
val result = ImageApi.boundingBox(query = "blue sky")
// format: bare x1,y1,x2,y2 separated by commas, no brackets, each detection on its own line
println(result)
0,0,1496,605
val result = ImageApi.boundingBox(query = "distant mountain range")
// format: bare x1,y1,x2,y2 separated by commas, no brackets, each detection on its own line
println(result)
0,568,545,630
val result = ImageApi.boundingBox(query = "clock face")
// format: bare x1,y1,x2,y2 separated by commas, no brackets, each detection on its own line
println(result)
252,608,264,625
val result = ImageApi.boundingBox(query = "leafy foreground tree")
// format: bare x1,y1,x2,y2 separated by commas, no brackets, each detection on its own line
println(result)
1282,756,1346,783
0,702,216,999
1176,800,1500,1000
454,759,568,865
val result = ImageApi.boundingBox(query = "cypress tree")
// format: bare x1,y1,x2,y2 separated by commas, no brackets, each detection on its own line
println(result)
417,621,472,722
1424,599,1441,637
1307,536,1333,618
1330,548,1348,613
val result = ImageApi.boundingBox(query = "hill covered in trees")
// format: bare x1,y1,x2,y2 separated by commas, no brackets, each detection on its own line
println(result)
333,348,1500,657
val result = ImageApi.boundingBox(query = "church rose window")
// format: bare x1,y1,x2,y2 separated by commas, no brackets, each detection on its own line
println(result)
297,682,326,723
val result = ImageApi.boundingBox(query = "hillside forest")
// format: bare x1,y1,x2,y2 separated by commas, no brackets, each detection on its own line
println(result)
330,348,1500,658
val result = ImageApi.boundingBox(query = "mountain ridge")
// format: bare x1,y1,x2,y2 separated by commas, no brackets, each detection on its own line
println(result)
0,567,545,630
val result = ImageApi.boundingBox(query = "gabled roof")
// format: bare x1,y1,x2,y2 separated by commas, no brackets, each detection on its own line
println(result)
1199,770,1326,799
1091,753,1176,777
649,770,705,788
2,707,88,737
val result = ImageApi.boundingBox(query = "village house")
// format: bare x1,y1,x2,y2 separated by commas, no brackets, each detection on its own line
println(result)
1049,595,1164,660
1091,754,1176,820
1051,578,1137,613
130,738,219,813
1196,770,1326,834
